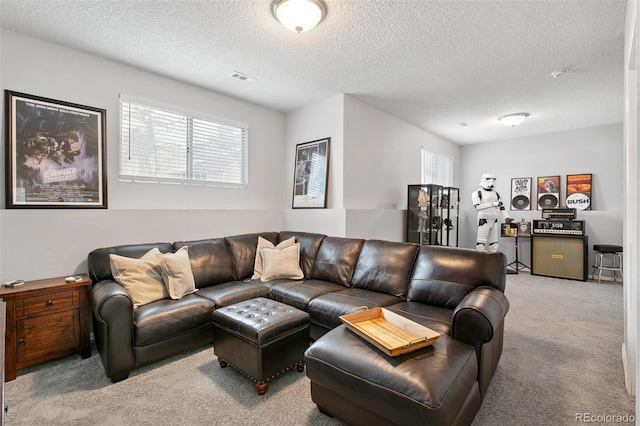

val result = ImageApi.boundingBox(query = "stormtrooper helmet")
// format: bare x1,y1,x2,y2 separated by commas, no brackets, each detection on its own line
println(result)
480,173,497,190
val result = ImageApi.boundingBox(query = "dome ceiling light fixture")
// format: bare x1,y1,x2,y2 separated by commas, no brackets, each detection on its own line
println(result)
498,113,530,127
273,0,327,33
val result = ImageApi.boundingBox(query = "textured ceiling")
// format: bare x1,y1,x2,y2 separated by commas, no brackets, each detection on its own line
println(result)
0,0,627,145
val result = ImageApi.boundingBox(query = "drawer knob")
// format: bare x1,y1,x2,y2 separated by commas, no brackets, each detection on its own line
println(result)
17,339,25,345
45,299,54,308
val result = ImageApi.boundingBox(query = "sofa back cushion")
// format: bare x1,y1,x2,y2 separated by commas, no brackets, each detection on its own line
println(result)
278,231,326,279
88,242,174,282
225,232,279,280
173,238,236,288
311,237,364,287
407,246,507,309
351,240,419,298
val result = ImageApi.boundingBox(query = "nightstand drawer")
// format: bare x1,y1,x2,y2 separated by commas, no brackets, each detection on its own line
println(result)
16,289,78,317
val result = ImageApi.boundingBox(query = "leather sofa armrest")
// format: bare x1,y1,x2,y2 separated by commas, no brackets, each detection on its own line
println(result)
89,280,135,382
451,286,509,352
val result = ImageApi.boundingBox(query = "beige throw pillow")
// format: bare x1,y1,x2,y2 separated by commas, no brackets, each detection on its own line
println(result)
157,246,198,299
109,248,169,308
251,236,296,280
260,243,304,282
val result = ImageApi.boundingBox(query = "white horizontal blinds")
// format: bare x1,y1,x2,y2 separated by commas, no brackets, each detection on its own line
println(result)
120,99,248,186
421,148,453,186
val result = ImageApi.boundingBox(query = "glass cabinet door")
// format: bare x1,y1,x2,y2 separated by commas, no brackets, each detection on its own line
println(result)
407,184,443,245
442,187,460,247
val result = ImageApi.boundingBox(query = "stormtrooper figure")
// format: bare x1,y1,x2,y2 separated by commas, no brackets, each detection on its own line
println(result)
472,173,512,252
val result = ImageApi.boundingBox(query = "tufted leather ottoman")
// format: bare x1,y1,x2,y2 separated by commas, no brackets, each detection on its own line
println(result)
305,325,482,425
212,297,310,395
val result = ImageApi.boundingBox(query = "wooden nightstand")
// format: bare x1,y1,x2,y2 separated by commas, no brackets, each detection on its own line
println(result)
0,275,92,381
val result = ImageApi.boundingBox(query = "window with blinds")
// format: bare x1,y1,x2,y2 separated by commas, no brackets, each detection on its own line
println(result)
421,148,453,186
120,98,248,187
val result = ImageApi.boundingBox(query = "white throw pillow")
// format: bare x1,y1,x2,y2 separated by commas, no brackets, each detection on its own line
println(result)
251,236,296,280
109,248,169,308
157,246,198,299
260,243,304,282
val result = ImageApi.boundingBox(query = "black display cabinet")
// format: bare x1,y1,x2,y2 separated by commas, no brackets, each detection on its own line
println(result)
407,184,443,245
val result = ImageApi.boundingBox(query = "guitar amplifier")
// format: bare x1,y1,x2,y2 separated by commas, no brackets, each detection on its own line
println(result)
532,219,585,236
531,235,588,281
542,208,577,220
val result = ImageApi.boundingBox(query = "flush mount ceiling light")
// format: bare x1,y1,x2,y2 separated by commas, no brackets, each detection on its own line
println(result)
273,0,327,33
498,113,530,127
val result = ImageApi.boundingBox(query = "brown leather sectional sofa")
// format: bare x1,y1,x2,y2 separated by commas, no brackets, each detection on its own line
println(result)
88,231,508,420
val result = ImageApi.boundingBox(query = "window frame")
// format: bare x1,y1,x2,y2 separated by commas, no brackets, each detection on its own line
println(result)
119,95,249,188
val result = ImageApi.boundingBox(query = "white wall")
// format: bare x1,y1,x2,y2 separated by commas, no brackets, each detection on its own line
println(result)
0,30,286,281
282,94,460,241
623,0,638,400
460,123,624,271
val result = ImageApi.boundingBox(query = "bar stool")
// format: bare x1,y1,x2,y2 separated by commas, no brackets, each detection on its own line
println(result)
592,244,623,282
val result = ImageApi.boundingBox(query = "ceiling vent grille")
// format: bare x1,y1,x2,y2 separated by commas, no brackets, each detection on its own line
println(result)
230,71,255,82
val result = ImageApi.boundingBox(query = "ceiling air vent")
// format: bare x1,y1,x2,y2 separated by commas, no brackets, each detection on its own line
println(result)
230,71,255,82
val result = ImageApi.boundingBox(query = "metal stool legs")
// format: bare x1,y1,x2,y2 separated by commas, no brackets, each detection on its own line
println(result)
592,248,623,283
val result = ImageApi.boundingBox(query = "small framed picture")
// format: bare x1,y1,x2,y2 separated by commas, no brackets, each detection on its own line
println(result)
536,176,560,210
566,173,592,210
5,91,107,208
292,137,330,208
510,177,532,211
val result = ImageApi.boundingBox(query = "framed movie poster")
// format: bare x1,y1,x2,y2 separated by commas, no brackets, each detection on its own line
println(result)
536,175,560,210
292,137,330,208
510,177,532,211
566,173,592,210
5,91,107,208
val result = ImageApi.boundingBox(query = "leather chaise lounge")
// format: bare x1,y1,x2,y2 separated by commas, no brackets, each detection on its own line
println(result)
88,231,508,424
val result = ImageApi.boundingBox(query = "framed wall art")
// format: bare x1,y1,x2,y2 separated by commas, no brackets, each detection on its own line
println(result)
536,175,560,210
292,137,330,208
566,173,592,210
510,177,532,211
5,91,107,208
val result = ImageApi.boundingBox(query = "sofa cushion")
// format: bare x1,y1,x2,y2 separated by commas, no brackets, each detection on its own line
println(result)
173,238,235,288
251,236,296,280
385,301,453,336
278,231,326,279
226,232,279,280
260,243,305,282
308,288,403,330
311,237,364,287
351,240,418,298
109,248,169,308
197,281,270,308
268,279,346,311
157,247,198,300
89,242,174,282
133,294,215,347
408,246,507,309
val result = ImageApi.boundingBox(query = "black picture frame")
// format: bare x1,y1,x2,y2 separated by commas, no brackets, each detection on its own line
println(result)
510,177,532,211
5,91,107,209
292,137,330,208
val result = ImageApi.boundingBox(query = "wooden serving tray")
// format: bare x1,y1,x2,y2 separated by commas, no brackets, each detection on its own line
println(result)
340,307,441,356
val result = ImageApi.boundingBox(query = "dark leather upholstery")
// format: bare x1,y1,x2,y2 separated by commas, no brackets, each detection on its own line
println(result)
268,279,345,311
407,245,506,308
225,232,278,280
308,288,403,332
305,326,481,426
87,229,509,418
134,294,215,346
197,281,269,308
278,231,326,279
311,237,364,286
173,238,236,288
351,239,419,298
212,298,310,383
